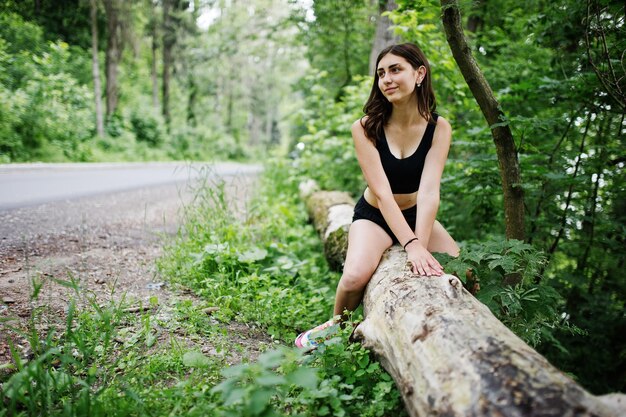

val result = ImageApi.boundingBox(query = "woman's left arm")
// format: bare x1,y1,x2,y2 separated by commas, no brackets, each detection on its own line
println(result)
405,117,452,277
415,116,451,247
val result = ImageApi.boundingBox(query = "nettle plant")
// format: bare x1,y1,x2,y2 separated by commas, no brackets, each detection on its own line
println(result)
211,323,406,417
434,239,583,349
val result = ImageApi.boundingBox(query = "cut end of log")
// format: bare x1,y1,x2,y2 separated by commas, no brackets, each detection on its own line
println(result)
597,393,626,417
298,179,319,198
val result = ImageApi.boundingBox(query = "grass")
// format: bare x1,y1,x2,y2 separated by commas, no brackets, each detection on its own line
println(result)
1,158,407,416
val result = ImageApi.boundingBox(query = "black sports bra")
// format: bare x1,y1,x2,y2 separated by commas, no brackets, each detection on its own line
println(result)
377,113,438,194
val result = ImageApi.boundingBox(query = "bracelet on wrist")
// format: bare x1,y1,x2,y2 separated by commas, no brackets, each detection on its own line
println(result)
403,237,419,251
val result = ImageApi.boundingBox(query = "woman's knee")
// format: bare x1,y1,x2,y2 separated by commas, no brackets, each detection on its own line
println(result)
338,265,374,293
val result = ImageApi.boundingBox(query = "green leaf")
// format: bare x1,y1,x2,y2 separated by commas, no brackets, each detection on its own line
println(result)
223,387,246,406
487,257,516,273
204,243,229,254
238,247,268,263
286,367,318,390
221,363,248,378
357,355,369,368
248,389,272,415
255,374,286,386
182,351,210,368
257,349,284,368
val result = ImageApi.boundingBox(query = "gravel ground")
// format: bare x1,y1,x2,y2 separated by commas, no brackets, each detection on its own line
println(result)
0,168,273,369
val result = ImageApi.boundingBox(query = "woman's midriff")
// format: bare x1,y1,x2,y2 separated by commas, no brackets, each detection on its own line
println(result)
363,187,417,210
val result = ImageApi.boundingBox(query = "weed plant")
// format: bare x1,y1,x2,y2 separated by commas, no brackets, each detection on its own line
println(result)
158,159,408,416
159,160,338,341
0,277,240,416
0,159,406,416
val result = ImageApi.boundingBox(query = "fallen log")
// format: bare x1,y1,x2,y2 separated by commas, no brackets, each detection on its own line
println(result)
299,180,354,271
301,184,626,417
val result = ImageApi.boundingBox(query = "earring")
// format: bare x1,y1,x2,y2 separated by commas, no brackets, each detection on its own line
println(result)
416,82,421,87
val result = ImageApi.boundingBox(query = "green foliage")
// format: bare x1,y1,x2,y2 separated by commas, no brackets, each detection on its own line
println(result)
130,107,166,147
1,280,126,416
0,16,95,162
0,276,246,416
1,0,306,162
434,239,583,349
290,73,369,196
289,0,376,97
160,161,337,341
211,348,316,417
301,321,406,417
211,323,405,417
159,160,407,416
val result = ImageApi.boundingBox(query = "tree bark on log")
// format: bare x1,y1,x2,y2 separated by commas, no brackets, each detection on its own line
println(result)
300,181,354,271
301,184,626,417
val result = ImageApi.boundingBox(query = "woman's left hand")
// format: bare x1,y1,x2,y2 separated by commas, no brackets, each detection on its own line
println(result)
405,240,444,276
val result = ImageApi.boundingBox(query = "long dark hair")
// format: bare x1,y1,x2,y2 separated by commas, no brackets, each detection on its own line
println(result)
362,43,437,144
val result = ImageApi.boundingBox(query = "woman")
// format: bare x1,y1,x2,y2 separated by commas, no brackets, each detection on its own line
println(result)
296,43,459,349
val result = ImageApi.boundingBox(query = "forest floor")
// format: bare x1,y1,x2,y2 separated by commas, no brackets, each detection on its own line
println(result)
0,169,273,374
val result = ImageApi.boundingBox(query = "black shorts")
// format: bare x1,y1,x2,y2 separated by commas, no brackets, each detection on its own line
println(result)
352,195,416,244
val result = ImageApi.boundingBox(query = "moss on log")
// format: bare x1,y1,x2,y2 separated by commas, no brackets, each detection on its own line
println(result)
302,189,354,271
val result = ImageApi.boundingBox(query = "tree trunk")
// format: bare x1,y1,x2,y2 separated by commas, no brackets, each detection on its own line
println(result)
90,0,104,137
151,19,159,111
162,0,174,128
302,183,626,417
300,182,354,271
103,0,123,118
440,0,525,245
369,0,401,75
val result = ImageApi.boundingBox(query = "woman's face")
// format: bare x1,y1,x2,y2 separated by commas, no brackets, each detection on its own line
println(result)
376,53,423,103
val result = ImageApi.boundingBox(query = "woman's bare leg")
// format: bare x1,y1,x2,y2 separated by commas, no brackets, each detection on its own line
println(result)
427,220,460,257
334,220,393,318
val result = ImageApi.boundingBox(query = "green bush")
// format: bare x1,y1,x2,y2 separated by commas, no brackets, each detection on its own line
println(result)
130,108,166,147
167,125,247,161
290,72,368,196
0,15,95,162
160,159,407,416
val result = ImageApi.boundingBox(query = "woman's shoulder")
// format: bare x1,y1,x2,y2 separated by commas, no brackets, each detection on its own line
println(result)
351,117,367,134
432,114,452,144
433,114,451,133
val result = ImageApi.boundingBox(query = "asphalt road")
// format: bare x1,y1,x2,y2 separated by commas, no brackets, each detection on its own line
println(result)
0,161,262,256
0,161,266,365
0,162,262,210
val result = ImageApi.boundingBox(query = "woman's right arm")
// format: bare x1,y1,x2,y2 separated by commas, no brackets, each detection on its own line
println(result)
351,120,418,248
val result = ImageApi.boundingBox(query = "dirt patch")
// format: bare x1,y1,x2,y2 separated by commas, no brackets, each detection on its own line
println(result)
0,170,272,370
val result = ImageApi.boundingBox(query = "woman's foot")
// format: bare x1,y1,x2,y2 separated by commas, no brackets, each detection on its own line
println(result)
294,318,339,350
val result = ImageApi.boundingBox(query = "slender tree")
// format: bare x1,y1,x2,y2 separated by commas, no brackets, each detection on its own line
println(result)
440,0,525,246
161,0,181,127
148,0,160,111
103,0,125,117
90,0,104,137
369,0,400,75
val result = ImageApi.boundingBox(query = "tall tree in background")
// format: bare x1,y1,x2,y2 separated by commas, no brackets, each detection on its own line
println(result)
103,0,125,117
369,0,401,75
147,0,161,111
291,0,376,97
161,0,186,127
89,0,104,137
584,0,626,112
184,0,199,126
